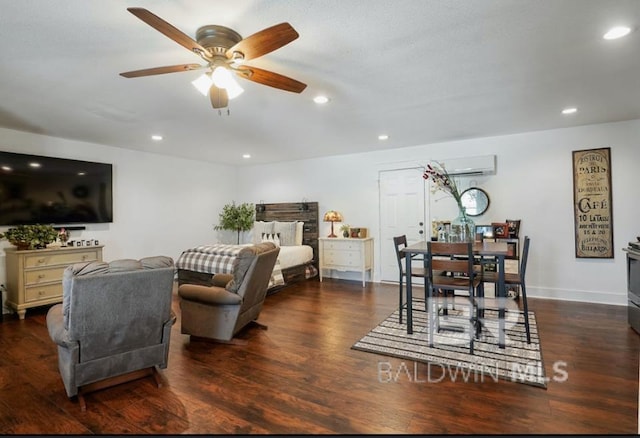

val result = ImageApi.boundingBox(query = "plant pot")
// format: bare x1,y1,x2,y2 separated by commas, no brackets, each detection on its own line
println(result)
13,241,31,251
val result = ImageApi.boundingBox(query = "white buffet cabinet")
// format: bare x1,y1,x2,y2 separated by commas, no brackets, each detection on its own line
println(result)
318,237,373,287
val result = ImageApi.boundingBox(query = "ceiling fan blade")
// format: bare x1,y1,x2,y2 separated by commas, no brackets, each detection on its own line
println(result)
227,23,299,61
127,8,211,59
210,85,229,109
236,66,307,93
119,64,203,78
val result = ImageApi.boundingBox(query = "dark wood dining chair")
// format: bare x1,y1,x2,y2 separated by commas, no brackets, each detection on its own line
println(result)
426,241,483,354
393,235,428,324
480,236,531,343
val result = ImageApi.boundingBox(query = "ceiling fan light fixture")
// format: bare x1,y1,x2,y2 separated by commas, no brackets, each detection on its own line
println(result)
212,66,244,99
192,73,213,96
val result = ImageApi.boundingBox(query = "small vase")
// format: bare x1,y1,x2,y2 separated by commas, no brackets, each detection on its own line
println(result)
449,210,476,243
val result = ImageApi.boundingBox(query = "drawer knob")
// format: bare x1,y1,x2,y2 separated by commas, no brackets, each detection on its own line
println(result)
38,274,45,279
38,258,46,264
82,255,88,261
38,290,45,296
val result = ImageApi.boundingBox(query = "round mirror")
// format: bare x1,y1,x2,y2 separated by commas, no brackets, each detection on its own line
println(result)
460,187,490,216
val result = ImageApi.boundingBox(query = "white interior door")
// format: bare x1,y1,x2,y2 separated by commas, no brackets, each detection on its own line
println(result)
379,167,427,283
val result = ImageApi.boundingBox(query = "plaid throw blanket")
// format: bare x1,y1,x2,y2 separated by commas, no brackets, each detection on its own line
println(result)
176,244,284,289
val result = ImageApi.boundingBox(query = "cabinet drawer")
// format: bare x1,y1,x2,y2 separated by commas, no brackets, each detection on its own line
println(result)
24,250,100,268
324,250,361,267
25,283,63,303
24,266,68,286
324,240,361,251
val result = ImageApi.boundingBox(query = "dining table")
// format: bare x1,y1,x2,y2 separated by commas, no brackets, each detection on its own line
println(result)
401,240,509,348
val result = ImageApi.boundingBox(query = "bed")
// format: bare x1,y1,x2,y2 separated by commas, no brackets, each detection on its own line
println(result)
177,201,319,294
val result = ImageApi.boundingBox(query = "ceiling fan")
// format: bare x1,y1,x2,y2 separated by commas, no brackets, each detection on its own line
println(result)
119,7,307,109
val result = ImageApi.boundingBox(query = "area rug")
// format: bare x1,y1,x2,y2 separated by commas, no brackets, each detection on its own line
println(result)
352,298,547,388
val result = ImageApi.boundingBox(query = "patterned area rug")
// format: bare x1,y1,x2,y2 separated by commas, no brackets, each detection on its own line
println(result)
352,298,547,388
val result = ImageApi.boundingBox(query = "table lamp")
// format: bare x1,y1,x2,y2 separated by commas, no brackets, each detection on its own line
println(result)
323,210,343,238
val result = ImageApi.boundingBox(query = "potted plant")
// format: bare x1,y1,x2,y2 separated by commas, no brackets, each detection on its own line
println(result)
214,202,255,244
0,224,59,250
339,224,350,238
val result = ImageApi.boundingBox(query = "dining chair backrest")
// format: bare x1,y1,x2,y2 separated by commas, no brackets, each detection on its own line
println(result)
519,236,530,280
393,235,408,271
427,241,475,277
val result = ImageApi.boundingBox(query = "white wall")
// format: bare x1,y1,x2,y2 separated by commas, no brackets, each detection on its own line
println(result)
0,127,238,290
237,119,640,305
2,119,638,306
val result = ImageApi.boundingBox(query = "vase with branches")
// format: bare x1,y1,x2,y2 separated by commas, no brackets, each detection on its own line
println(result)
423,162,475,242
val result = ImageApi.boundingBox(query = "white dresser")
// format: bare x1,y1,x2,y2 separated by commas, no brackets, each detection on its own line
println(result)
318,237,374,287
4,245,104,319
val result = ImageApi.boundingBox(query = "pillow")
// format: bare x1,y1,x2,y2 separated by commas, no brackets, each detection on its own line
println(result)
261,232,281,247
295,221,304,245
274,221,297,246
252,221,274,244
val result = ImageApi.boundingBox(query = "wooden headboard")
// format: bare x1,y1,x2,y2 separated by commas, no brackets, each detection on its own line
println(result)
255,201,319,266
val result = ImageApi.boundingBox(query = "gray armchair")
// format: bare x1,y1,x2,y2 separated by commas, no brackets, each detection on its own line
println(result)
178,242,279,342
46,256,176,410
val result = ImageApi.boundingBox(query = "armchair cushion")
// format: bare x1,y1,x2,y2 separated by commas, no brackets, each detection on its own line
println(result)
212,273,233,288
178,284,242,306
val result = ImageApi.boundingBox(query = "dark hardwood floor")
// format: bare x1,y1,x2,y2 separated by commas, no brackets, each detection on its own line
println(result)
0,278,638,434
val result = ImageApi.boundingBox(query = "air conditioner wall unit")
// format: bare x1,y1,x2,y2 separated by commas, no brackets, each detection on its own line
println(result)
439,155,496,176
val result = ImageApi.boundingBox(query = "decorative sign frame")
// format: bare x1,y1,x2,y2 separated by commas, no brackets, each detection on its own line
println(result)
572,147,613,258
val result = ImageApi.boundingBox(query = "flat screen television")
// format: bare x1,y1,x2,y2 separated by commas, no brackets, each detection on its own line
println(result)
0,151,113,226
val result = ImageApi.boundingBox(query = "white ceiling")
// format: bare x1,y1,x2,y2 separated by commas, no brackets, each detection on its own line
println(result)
0,0,639,166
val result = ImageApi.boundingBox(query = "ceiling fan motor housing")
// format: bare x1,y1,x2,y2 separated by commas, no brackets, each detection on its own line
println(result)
196,25,242,56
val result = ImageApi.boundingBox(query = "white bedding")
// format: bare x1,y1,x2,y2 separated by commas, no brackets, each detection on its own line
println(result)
277,245,313,270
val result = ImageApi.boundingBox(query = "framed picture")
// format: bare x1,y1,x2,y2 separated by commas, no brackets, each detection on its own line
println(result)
492,222,509,239
572,147,613,258
475,224,493,238
506,219,521,238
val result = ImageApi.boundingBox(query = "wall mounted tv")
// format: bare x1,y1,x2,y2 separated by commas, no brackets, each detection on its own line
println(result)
0,151,113,226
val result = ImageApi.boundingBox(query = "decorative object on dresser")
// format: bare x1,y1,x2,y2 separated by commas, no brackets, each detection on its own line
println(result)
4,245,104,319
349,227,368,238
323,210,343,238
340,224,350,238
0,224,59,250
46,256,175,411
177,201,319,295
318,237,374,287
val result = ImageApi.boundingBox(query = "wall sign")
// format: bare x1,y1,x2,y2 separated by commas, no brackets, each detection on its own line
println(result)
572,147,613,258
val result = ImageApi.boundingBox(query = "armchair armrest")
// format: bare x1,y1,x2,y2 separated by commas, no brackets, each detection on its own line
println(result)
46,304,79,348
178,284,242,306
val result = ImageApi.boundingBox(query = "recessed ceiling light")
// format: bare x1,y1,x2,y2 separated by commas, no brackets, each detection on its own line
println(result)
77,172,86,176
242,154,251,159
151,135,163,141
1,166,12,171
29,162,41,168
562,107,578,115
378,134,389,141
603,26,632,40
313,95,329,104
